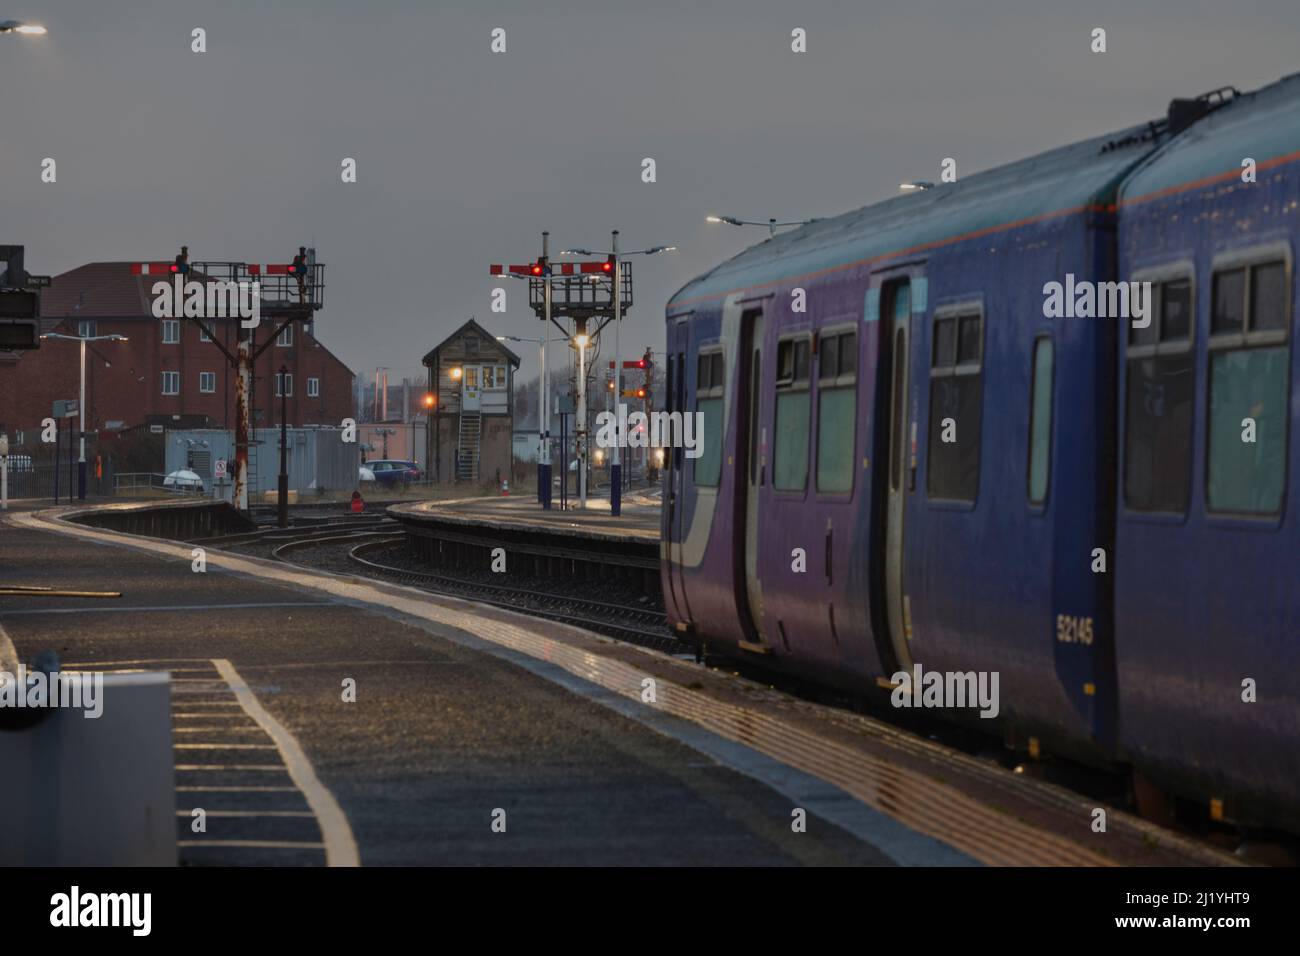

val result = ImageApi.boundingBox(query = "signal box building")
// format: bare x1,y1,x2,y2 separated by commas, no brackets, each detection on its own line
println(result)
422,318,519,483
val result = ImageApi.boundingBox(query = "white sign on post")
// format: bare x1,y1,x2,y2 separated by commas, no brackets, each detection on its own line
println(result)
214,458,227,479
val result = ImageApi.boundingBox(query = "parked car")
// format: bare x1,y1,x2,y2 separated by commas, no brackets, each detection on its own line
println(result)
162,469,204,493
358,465,375,483
364,459,422,487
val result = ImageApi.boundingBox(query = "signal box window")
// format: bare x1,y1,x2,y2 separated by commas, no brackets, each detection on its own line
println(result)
773,336,811,491
927,309,984,501
694,349,725,487
1207,259,1290,515
1124,277,1195,513
816,329,857,493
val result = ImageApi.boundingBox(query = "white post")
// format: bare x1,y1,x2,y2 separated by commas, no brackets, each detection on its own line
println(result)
577,332,587,509
610,231,622,515
78,337,87,499
540,231,552,509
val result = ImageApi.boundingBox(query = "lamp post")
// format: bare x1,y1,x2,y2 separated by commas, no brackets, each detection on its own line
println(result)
706,214,820,238
497,333,549,503
0,20,48,35
41,332,127,500
559,239,676,516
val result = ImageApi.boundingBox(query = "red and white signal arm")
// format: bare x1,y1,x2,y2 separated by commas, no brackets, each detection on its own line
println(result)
214,459,227,479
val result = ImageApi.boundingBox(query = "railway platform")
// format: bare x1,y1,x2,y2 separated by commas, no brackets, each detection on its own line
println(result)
0,500,1239,867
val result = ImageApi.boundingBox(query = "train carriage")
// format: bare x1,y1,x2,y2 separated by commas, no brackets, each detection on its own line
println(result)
663,71,1300,828
1114,74,1300,825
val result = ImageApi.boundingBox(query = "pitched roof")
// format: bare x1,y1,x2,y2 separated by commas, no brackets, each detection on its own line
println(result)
39,262,160,325
421,316,522,367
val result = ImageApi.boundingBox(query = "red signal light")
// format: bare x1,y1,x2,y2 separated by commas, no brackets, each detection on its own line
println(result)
603,255,615,273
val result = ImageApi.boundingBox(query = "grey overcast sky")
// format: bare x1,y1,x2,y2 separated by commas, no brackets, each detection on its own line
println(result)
3,0,1299,386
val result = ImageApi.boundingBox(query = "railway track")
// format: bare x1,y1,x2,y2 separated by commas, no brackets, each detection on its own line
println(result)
230,524,675,651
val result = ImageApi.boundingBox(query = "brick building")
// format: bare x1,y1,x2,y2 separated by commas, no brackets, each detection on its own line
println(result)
423,318,519,483
0,262,355,452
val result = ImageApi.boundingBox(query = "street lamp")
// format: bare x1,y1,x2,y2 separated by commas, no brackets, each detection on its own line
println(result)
0,20,47,35
558,237,676,515
899,181,934,191
706,214,818,238
40,331,127,500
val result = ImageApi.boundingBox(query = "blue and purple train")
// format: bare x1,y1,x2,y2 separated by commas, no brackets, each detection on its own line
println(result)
661,73,1300,831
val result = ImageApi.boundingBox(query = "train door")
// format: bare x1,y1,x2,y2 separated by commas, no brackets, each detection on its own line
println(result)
883,281,914,671
741,309,767,645
664,316,691,622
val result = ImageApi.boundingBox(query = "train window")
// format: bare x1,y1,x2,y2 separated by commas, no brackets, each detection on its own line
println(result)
817,329,857,493
774,336,811,491
1212,269,1245,334
932,317,956,367
957,315,981,365
1160,280,1192,341
694,348,725,487
1207,259,1290,515
1124,277,1195,513
1251,262,1288,331
927,309,984,502
1027,336,1054,505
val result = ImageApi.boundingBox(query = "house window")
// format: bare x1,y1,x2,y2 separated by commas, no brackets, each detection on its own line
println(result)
1206,259,1290,515
162,319,180,344
275,371,293,397
308,377,320,398
199,371,216,394
78,320,96,338
927,307,984,502
276,325,293,347
816,328,857,493
773,336,812,491
1124,276,1195,513
199,324,212,342
694,348,725,487
161,371,180,395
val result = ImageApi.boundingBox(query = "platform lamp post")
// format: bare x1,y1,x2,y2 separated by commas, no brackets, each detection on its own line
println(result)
40,332,127,500
0,20,48,35
560,238,676,516
277,364,289,528
706,214,820,239
497,334,548,503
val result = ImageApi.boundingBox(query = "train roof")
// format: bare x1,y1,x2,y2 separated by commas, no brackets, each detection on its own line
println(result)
1120,71,1300,202
669,119,1166,309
